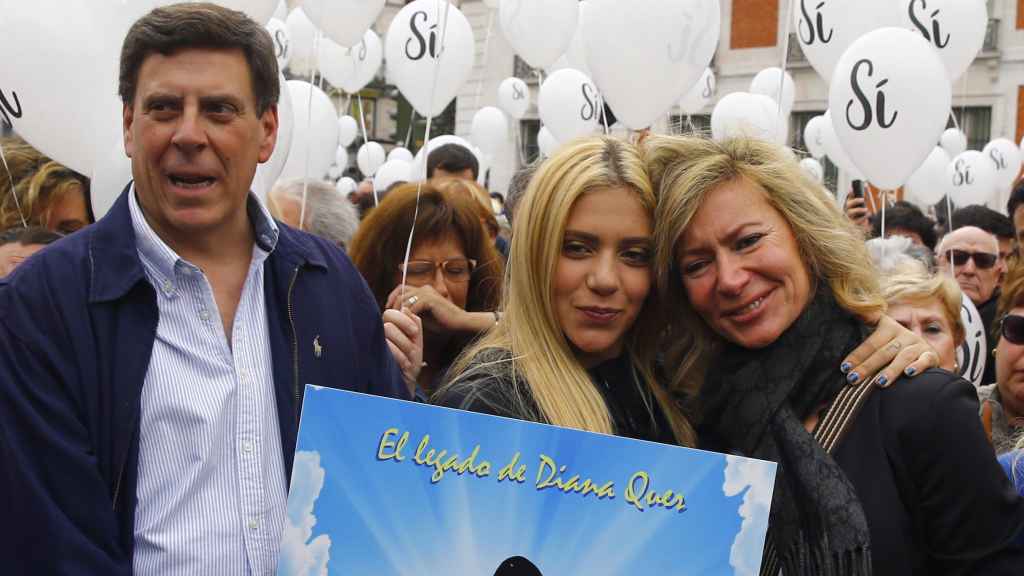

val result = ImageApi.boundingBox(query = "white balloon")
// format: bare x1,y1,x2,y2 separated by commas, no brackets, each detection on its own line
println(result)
385,0,475,118
905,146,951,207
899,0,988,82
500,0,578,69
336,176,357,195
582,0,720,130
357,141,387,177
373,159,413,192
800,158,825,184
216,0,278,24
711,92,784,144
0,1,128,175
253,73,295,200
265,18,291,70
940,128,968,158
498,77,531,120
279,81,339,182
327,165,343,180
317,36,352,88
483,0,499,8
948,150,996,207
538,68,601,143
471,107,509,158
90,139,132,221
335,30,384,93
803,115,827,159
957,295,987,387
982,138,1022,191
821,110,864,179
794,0,900,82
679,68,716,115
273,0,288,21
301,0,385,47
750,68,795,114
829,28,951,190
285,7,318,76
388,147,414,163
562,0,591,77
338,116,360,147
334,145,349,173
537,126,559,158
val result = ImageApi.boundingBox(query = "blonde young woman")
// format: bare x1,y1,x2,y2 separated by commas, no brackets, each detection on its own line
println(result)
433,135,935,448
644,134,1024,575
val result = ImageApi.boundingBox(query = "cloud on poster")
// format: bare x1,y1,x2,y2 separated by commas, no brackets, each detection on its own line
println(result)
723,455,774,576
279,450,332,576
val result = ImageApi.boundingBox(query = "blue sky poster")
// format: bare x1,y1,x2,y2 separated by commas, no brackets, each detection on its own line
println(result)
278,386,776,576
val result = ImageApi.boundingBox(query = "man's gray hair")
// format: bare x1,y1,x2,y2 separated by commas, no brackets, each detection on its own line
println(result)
271,178,359,247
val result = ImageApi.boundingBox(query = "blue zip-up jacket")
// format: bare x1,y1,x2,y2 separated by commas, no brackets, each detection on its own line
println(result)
0,187,409,574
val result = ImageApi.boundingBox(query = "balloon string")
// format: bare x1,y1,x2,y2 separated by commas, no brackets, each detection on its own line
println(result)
0,143,27,228
776,0,795,122
880,191,887,263
356,94,375,206
405,109,417,149
473,9,496,111
299,30,321,232
400,0,453,306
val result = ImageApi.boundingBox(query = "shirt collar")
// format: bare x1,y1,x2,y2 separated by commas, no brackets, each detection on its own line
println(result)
128,185,280,286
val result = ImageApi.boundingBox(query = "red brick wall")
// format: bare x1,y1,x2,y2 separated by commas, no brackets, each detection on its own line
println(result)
1018,0,1024,29
731,0,779,49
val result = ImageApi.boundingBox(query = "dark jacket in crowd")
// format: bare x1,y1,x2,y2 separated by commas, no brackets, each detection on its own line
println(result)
0,188,409,574
433,347,676,444
832,370,1024,574
981,289,1001,387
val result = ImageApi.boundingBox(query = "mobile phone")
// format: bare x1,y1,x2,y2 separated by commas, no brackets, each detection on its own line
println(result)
851,180,865,199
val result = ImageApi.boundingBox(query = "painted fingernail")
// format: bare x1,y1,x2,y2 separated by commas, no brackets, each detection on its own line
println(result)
905,367,917,377
847,372,860,384
875,375,888,388
840,362,852,374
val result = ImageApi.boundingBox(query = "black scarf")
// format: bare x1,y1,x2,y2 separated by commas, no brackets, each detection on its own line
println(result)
700,291,873,576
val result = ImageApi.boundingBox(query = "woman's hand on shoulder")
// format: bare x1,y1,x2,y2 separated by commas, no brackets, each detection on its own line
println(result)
842,314,938,388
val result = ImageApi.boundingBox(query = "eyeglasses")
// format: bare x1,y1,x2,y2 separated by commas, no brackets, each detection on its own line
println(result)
942,249,998,270
398,258,477,283
1001,314,1024,345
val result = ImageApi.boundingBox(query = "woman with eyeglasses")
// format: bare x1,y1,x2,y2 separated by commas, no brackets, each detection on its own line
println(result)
982,262,1024,455
349,182,503,395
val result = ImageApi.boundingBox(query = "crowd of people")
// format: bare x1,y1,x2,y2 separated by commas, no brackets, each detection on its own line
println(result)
2,3,1024,575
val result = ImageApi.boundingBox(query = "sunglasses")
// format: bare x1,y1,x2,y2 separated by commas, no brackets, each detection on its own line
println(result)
943,249,998,270
1001,314,1024,345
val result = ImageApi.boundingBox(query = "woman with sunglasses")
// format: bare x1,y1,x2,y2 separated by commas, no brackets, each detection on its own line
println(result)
982,263,1024,455
349,182,503,395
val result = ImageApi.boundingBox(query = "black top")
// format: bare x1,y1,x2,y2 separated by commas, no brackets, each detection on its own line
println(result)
980,289,1000,386
432,347,676,444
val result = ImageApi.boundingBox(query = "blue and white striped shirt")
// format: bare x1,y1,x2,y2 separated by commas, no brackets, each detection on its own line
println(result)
129,188,288,576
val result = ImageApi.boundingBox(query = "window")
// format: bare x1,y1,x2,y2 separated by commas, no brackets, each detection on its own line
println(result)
514,56,540,85
947,107,992,151
667,114,711,136
520,118,541,164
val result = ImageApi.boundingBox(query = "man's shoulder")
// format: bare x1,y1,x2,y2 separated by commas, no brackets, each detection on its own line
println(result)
0,230,92,304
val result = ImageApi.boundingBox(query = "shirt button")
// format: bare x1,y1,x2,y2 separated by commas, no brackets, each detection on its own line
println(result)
161,280,173,293
239,370,250,380
199,309,210,321
243,441,253,454
248,518,259,530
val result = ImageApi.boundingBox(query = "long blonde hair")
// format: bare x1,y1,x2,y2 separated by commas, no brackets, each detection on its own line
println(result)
644,135,885,396
445,136,696,446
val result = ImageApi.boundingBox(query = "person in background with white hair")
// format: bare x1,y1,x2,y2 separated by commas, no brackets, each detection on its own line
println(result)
267,178,360,249
937,225,1002,385
866,235,935,274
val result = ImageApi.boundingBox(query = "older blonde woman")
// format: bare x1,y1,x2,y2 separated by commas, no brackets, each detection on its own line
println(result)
881,263,964,372
645,135,1024,575
0,137,93,234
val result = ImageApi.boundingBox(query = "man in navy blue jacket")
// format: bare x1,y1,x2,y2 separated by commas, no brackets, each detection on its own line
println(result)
0,4,414,574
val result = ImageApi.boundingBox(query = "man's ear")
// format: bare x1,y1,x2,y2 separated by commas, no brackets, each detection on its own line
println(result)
258,103,279,164
123,103,135,159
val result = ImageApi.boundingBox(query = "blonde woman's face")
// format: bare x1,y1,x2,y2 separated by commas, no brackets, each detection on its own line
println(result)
887,298,958,371
677,180,811,349
553,186,653,368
